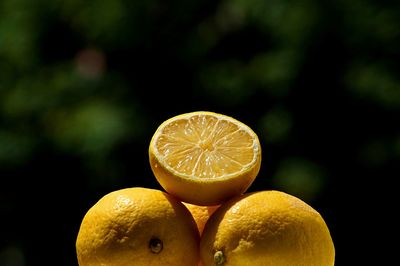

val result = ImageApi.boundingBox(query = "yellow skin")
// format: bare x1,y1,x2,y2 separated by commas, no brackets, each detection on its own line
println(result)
149,111,262,206
183,202,220,235
76,187,200,266
200,190,335,266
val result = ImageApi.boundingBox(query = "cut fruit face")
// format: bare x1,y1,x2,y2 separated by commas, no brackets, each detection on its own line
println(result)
149,111,261,205
153,112,259,179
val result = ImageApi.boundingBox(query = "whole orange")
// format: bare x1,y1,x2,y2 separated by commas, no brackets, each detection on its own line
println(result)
76,187,199,266
200,190,335,266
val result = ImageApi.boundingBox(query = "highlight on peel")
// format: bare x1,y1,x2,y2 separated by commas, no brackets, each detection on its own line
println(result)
149,111,262,205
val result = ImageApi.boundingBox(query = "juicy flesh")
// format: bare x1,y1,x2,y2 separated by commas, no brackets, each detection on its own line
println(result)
155,115,255,178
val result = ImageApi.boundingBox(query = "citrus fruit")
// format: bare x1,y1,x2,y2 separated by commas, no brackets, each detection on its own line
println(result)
76,187,199,266
149,111,262,205
200,190,335,266
183,202,220,235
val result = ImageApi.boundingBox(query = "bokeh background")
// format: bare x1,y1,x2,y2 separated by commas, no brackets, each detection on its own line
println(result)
1,0,399,265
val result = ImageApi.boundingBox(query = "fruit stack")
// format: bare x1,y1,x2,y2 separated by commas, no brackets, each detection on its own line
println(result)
76,111,335,266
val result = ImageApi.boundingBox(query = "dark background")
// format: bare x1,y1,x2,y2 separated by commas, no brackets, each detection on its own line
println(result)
1,0,399,265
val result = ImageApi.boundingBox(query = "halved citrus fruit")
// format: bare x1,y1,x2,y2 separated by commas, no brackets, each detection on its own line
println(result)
149,111,261,205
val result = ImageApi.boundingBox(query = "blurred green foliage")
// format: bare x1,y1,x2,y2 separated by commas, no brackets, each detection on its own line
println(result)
0,0,399,265
272,157,327,201
0,0,399,194
259,105,292,144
